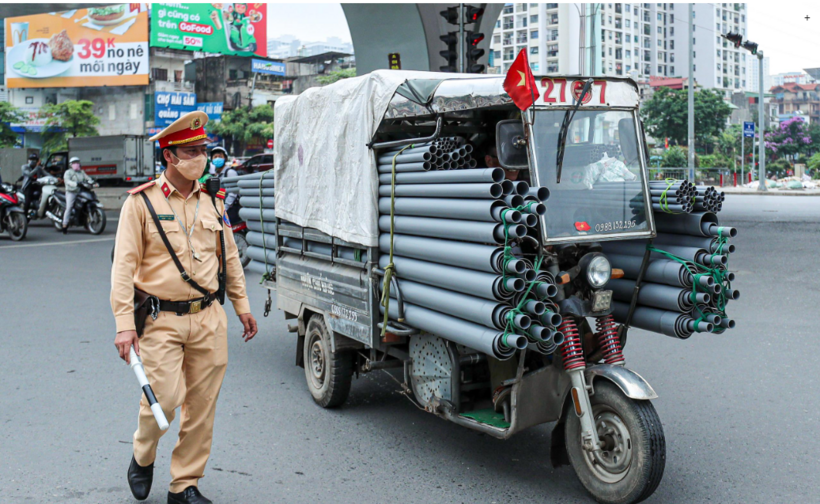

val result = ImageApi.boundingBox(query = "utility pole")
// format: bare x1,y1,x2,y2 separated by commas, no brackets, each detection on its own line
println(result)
741,128,744,185
458,3,465,73
757,51,767,191
687,3,695,183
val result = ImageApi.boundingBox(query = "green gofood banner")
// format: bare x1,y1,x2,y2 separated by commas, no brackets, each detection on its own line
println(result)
150,3,267,57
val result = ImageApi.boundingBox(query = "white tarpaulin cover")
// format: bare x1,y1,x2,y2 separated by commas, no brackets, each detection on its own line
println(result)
274,70,478,247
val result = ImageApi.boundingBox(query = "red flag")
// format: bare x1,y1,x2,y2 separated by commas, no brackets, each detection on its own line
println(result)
503,49,540,111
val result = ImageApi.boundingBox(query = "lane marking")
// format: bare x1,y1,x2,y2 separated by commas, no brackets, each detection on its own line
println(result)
0,236,115,250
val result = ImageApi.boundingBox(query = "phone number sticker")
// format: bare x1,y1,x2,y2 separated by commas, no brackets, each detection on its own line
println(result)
595,220,637,233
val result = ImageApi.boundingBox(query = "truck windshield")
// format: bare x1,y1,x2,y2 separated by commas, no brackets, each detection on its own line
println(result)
531,109,649,240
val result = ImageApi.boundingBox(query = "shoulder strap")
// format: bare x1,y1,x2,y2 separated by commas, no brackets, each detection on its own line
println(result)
139,192,210,297
208,188,227,304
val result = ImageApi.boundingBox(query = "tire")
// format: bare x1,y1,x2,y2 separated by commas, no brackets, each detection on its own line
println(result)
86,207,106,235
565,381,666,504
234,233,251,268
303,315,353,408
6,212,28,241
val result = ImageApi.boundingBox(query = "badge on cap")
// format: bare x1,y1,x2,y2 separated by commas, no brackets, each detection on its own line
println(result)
191,116,202,130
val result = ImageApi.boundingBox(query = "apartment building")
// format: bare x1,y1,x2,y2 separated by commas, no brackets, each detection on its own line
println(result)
747,56,770,93
488,3,749,97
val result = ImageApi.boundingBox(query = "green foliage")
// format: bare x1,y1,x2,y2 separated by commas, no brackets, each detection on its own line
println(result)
0,102,26,148
767,158,791,176
807,152,820,172
40,100,100,152
641,87,733,146
661,145,687,167
698,154,731,169
207,104,274,155
316,68,357,85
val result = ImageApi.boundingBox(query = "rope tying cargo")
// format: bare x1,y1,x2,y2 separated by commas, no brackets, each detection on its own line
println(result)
659,178,683,214
379,144,414,336
258,170,274,284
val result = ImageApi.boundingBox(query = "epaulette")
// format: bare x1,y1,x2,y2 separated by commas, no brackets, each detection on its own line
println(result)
202,186,226,199
128,180,156,195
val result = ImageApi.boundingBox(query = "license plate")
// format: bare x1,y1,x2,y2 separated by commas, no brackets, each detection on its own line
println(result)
592,290,612,312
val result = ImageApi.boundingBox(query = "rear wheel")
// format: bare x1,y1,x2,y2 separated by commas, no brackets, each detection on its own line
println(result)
6,212,28,241
234,233,251,267
566,381,666,504
303,315,353,408
86,206,106,235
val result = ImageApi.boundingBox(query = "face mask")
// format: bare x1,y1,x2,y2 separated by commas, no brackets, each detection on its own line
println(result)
212,157,225,169
170,151,207,181
29,161,37,167
71,163,81,171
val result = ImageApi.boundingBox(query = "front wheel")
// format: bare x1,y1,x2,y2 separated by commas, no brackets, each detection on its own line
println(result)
234,233,251,267
6,212,28,241
86,206,106,235
566,381,666,504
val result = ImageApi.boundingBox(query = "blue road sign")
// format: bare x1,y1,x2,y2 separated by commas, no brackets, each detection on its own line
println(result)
743,121,755,138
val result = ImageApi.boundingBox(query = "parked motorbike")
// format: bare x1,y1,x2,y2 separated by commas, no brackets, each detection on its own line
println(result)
0,182,28,241
228,204,250,267
46,181,107,235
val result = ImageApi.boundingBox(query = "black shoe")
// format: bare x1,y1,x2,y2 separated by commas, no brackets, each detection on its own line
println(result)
168,486,212,504
127,455,153,501
61,226,68,235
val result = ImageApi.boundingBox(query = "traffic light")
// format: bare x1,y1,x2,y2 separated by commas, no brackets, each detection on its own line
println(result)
465,32,486,73
742,40,758,55
724,32,743,48
439,32,458,72
464,5,485,22
439,6,459,24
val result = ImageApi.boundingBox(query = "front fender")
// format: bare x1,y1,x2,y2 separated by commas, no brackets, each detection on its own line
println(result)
586,364,658,400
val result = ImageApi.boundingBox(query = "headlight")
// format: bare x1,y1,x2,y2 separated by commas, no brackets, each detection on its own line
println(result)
586,255,611,288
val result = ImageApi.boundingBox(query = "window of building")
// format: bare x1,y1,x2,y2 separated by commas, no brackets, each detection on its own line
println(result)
657,39,662,47
494,50,501,59
670,40,674,49
152,68,168,81
658,26,662,34
741,14,745,22
670,53,674,62
494,34,501,44
634,7,638,15
504,4,514,14
657,13,662,20
609,47,613,55
670,14,674,22
496,20,501,28
609,15,613,25
174,70,183,82
531,30,539,39
626,49,631,58
547,44,558,57
530,62,539,72
693,37,696,45
548,63,558,72
609,31,613,40
626,64,631,72
615,48,622,59
626,19,631,27
530,14,538,23
670,26,674,35
634,35,638,42
504,48,515,60
671,66,675,74
530,46,539,54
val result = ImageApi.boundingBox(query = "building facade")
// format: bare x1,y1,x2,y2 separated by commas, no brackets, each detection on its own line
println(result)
747,56,770,93
489,2,749,97
770,83,820,125
770,72,816,87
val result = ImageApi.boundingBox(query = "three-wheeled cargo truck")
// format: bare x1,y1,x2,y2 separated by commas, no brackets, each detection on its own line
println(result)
248,71,726,503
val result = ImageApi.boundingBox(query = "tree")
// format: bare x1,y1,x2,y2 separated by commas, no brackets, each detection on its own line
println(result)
660,145,687,167
763,117,812,164
0,102,26,148
40,100,100,152
641,87,733,146
316,68,357,85
207,104,274,156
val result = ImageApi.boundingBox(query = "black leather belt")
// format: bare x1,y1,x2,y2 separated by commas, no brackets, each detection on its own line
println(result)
158,292,216,315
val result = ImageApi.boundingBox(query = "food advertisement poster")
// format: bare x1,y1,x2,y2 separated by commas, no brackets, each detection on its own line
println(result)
4,4,149,89
151,3,267,58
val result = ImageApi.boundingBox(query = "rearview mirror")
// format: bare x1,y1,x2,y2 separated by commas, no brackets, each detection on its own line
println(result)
495,119,529,170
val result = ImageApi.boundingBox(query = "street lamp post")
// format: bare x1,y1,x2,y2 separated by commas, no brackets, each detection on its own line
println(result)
687,3,695,184
757,51,767,191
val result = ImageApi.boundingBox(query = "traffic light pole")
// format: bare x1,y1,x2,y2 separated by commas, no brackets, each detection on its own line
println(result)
458,3,465,73
687,3,695,184
757,51,767,191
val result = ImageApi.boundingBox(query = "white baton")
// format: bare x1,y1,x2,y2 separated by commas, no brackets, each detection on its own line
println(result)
129,346,170,430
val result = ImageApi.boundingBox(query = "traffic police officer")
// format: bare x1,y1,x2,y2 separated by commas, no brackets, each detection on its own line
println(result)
111,111,258,504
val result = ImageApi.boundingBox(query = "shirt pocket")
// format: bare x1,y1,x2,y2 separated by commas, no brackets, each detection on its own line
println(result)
198,214,221,254
147,220,183,256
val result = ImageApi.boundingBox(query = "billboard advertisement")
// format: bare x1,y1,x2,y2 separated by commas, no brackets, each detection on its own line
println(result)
151,3,267,58
4,4,149,89
155,91,197,127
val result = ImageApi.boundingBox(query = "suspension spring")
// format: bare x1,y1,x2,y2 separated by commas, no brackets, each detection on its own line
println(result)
595,315,625,366
559,318,585,371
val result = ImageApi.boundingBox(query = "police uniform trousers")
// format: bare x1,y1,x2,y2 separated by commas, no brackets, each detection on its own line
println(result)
133,301,228,493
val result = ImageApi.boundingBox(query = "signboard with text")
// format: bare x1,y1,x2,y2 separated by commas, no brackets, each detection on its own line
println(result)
154,91,197,127
196,101,223,122
4,4,149,89
743,121,755,138
150,3,267,57
251,58,285,75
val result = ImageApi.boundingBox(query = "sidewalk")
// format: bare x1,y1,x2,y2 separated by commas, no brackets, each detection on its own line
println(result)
713,186,820,196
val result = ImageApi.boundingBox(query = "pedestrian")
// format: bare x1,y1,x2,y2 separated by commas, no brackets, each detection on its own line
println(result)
111,111,258,504
62,157,95,234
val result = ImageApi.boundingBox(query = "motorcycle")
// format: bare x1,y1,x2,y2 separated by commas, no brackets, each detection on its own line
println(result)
0,182,28,241
227,16,257,53
228,204,251,268
46,181,107,235
18,174,61,222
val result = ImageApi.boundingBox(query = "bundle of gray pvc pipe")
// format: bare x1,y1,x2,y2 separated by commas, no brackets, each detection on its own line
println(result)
221,171,277,275
602,203,739,338
379,138,558,360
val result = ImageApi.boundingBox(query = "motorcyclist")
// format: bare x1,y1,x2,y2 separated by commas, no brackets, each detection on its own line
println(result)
62,157,95,234
21,153,51,215
212,146,240,223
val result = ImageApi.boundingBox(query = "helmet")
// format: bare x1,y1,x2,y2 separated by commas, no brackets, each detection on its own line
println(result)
210,146,228,158
69,157,81,164
28,153,39,160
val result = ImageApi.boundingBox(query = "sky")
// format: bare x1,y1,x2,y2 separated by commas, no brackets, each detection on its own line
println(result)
263,1,820,75
266,3,351,44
